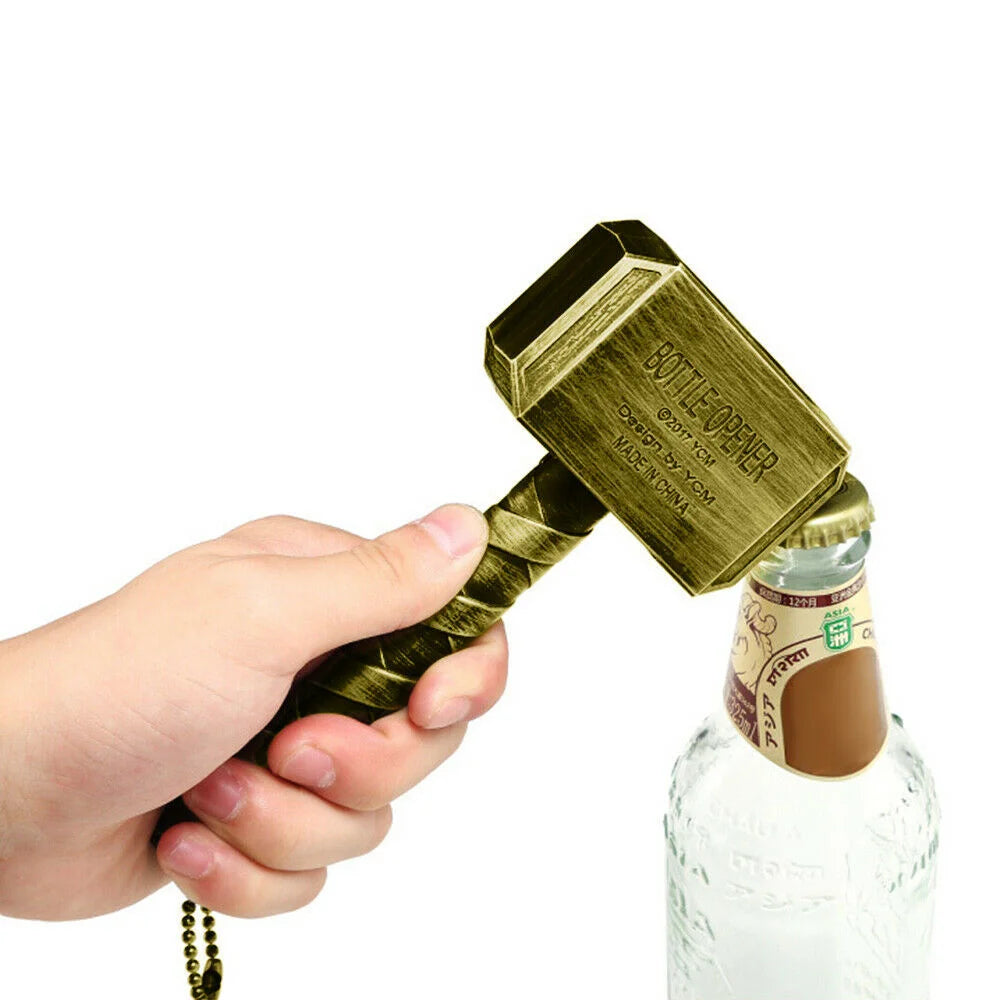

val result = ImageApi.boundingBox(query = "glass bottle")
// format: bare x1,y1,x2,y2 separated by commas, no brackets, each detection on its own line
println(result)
664,474,939,1000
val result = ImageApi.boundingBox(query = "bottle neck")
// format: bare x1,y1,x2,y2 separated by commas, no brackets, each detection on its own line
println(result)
723,530,887,779
752,530,871,592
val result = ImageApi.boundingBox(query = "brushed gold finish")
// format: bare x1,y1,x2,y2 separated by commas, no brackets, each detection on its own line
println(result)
486,221,850,594
178,902,221,1000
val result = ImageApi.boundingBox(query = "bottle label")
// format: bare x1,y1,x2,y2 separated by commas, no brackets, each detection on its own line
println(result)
723,567,888,778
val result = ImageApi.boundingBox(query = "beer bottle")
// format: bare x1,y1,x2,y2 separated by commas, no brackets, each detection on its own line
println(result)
664,474,939,999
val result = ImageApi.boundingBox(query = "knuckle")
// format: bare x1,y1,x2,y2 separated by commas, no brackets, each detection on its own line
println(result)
487,647,510,695
221,514,305,553
366,805,393,851
347,539,427,628
229,867,326,919
341,804,393,859
479,636,509,678
345,753,408,810
441,726,467,761
354,537,410,590
258,819,309,872
200,554,250,597
298,868,328,907
229,514,301,536
233,832,300,879
202,558,258,613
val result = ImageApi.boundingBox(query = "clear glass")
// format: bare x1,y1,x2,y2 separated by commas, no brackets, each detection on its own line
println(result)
665,533,940,1000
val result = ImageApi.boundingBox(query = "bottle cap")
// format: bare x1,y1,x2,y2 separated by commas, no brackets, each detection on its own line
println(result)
781,472,874,549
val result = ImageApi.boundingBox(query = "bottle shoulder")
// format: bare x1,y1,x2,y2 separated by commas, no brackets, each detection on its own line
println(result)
669,709,939,817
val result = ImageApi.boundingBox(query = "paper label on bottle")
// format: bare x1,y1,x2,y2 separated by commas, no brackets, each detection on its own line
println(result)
723,567,887,778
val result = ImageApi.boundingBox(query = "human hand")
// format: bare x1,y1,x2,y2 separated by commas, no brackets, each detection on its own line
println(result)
0,505,506,921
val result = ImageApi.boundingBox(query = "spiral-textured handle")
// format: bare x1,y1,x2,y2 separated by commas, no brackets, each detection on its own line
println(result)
150,453,607,846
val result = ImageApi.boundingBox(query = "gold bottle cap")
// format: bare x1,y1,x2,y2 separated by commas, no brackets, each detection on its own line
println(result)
781,472,874,549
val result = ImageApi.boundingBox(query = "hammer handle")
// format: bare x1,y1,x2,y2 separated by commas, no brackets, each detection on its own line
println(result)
150,452,607,846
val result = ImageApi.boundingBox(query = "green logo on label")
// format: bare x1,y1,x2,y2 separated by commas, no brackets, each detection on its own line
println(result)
822,612,853,651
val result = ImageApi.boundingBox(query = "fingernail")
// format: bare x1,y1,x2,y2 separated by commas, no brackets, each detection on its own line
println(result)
417,504,487,559
279,745,336,788
185,763,245,822
426,695,472,729
165,837,215,879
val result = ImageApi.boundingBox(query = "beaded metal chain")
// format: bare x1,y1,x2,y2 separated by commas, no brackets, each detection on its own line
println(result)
180,899,223,999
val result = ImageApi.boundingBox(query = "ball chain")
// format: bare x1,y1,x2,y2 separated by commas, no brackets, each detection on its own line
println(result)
180,900,223,999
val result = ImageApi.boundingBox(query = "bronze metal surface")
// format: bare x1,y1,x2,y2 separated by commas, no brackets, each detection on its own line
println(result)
486,220,850,594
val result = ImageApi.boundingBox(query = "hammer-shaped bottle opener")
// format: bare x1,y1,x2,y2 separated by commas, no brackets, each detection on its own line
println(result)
151,220,848,845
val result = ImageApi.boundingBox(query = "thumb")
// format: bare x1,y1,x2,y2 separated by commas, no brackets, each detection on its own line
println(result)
255,503,490,665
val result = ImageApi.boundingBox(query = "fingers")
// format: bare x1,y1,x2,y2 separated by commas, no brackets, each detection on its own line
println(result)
264,708,467,812
178,758,393,872
245,504,489,663
407,620,509,729
156,617,507,917
156,712,461,916
177,621,504,830
156,819,329,919
260,619,507,811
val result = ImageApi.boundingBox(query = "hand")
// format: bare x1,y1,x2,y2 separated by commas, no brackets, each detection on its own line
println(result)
0,505,507,921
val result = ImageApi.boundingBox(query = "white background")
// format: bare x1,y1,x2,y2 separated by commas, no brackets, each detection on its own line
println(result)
0,2,995,997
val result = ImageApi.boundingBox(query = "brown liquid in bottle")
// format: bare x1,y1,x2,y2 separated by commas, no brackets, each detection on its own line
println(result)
781,645,887,777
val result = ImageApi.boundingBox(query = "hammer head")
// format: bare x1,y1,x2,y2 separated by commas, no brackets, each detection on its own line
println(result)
485,220,849,595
